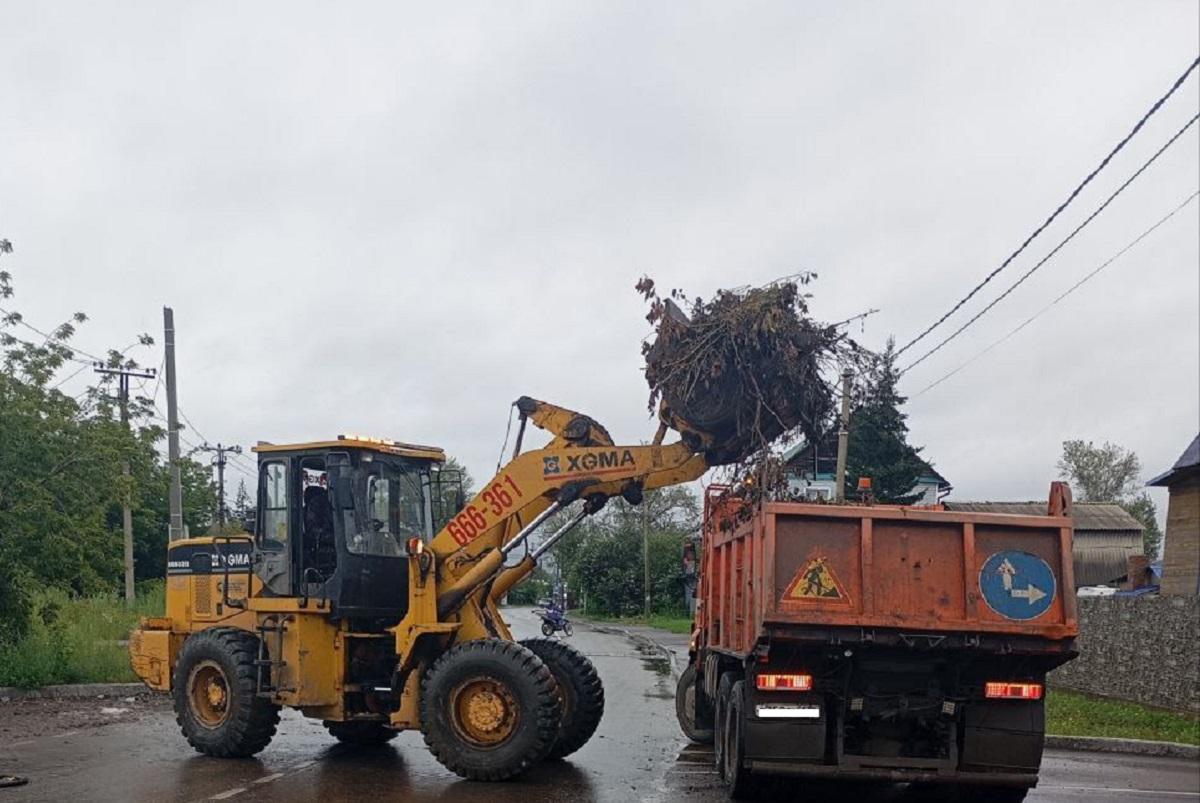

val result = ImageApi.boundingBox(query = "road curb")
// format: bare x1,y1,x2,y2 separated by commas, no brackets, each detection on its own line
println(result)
0,683,146,701
1045,734,1199,759
583,622,683,681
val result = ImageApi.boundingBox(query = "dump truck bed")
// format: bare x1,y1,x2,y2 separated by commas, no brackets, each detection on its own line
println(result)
700,493,1079,658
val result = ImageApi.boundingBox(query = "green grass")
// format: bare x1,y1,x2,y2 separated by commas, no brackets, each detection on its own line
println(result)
577,612,695,635
1046,689,1199,745
0,583,164,688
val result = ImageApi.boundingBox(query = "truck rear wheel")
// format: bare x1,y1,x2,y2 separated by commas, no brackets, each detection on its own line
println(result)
722,680,758,799
713,673,736,778
675,663,714,744
323,720,399,746
520,638,605,759
419,639,561,780
173,628,280,758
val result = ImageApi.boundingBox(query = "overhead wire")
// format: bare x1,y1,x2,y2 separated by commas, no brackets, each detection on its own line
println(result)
900,111,1199,375
896,55,1200,357
914,189,1200,397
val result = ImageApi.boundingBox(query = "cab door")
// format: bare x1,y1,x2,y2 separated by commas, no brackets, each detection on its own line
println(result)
256,459,294,596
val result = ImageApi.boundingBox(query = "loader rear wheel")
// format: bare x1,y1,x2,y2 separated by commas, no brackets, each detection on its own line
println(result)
173,628,280,758
520,638,605,759
675,663,714,744
420,639,561,780
323,720,399,746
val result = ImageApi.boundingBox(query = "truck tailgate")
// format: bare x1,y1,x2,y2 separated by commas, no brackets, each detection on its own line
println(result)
703,498,1079,655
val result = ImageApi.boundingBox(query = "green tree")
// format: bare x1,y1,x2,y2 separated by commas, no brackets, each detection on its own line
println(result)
1123,493,1164,562
232,478,253,521
1057,440,1141,502
551,486,700,616
844,339,930,504
0,243,217,640
1057,440,1162,560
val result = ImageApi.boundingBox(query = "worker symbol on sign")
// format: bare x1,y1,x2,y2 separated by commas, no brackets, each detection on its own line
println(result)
782,557,850,605
979,550,1056,622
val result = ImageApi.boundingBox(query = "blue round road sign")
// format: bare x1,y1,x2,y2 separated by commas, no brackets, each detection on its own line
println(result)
979,550,1056,621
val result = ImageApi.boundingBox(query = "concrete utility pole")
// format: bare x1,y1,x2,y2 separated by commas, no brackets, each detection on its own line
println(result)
643,497,652,617
833,367,854,503
164,307,184,542
94,362,157,606
198,443,243,528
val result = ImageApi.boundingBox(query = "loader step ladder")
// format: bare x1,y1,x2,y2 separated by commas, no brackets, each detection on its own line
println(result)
256,614,295,697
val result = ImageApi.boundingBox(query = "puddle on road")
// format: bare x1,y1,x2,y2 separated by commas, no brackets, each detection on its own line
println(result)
634,642,674,699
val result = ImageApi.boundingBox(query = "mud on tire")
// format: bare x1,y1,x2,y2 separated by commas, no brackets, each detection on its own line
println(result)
323,720,399,746
419,639,561,780
173,628,280,758
520,638,605,759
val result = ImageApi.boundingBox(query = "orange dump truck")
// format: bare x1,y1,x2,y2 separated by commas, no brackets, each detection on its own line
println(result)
675,483,1079,801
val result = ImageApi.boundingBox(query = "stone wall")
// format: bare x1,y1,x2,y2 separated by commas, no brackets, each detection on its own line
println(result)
1050,595,1200,713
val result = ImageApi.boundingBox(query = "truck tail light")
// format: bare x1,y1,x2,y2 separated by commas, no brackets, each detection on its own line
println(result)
756,673,813,691
985,681,1043,700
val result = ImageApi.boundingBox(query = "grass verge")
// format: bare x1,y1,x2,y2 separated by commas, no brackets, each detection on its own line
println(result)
1047,689,1199,746
0,583,164,688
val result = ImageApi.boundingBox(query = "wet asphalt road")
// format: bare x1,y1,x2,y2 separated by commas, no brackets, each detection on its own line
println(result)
3,608,1197,802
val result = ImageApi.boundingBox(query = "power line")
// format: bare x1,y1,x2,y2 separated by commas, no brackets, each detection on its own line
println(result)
896,55,1200,357
0,306,108,363
914,189,1199,397
901,111,1199,375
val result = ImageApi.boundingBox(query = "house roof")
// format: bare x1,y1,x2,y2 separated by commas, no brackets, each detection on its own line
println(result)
1147,433,1200,487
782,431,950,488
943,501,1143,532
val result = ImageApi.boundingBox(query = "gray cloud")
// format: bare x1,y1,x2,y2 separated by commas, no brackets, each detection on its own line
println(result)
2,1,1197,514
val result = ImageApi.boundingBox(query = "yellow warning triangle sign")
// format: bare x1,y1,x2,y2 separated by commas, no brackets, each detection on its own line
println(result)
782,556,850,604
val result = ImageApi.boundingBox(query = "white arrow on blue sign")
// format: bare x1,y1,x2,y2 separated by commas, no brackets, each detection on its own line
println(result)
979,550,1057,621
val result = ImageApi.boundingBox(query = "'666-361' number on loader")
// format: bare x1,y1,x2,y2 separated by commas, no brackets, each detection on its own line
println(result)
447,475,524,546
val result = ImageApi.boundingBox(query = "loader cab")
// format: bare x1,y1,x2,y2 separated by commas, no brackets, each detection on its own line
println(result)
251,435,458,621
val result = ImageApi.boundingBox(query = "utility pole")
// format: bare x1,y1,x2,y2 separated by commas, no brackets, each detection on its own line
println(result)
164,307,184,542
94,362,157,606
197,443,243,529
643,496,652,617
833,367,853,503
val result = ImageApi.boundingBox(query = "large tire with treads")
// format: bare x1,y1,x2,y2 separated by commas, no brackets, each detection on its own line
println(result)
419,639,561,780
323,720,399,746
675,663,714,744
520,638,605,759
173,628,280,758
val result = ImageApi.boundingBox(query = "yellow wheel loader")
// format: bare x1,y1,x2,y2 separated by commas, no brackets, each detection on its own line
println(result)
130,396,713,780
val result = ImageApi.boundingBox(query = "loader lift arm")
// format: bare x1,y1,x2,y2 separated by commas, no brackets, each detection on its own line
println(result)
433,396,707,614
390,396,707,680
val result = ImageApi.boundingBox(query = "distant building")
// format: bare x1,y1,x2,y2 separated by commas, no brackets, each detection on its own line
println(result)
1148,434,1200,596
781,433,951,504
944,502,1144,588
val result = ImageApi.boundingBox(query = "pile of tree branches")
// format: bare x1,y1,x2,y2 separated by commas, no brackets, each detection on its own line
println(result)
638,273,865,467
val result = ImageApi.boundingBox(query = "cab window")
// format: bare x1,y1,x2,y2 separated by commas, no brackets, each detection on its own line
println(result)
346,462,428,556
260,462,289,551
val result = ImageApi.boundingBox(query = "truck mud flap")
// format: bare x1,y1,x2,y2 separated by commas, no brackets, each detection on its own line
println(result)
961,701,1045,772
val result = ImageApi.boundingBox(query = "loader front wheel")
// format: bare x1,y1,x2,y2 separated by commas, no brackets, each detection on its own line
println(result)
173,628,280,758
420,639,561,780
520,638,605,759
323,720,399,746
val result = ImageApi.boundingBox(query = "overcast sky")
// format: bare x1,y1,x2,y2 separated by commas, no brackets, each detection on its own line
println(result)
2,2,1198,517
